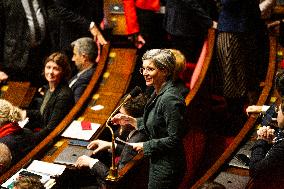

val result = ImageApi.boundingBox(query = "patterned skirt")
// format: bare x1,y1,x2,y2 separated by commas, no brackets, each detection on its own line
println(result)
216,32,260,98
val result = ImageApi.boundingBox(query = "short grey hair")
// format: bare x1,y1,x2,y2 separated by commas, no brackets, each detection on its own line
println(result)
71,37,98,62
142,49,176,79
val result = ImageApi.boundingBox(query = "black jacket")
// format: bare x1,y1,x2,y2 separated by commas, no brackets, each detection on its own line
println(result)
69,66,96,103
164,0,212,37
54,0,104,51
0,0,91,74
249,139,284,186
26,82,74,141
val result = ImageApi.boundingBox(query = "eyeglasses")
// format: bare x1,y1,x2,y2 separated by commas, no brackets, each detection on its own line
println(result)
139,67,156,74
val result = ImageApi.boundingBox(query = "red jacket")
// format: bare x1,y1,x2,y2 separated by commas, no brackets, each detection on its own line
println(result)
123,0,160,35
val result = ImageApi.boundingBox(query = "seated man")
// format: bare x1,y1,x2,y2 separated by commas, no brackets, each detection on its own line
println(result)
248,71,284,188
74,93,149,188
69,37,99,102
0,143,12,174
249,102,284,188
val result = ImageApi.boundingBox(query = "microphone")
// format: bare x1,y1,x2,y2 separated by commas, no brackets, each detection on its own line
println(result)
122,86,142,103
104,86,142,181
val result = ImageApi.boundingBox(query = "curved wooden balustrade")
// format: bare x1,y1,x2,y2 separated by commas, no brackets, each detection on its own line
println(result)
0,44,110,183
190,35,277,189
0,44,139,189
104,28,216,189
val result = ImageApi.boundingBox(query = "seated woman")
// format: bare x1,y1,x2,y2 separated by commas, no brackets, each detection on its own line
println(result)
23,52,74,142
170,49,189,97
0,99,35,172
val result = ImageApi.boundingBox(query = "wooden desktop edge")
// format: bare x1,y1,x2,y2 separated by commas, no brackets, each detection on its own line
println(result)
108,28,216,183
0,43,110,184
190,34,277,189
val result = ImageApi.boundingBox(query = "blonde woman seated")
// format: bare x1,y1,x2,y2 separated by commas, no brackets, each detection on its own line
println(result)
0,99,35,172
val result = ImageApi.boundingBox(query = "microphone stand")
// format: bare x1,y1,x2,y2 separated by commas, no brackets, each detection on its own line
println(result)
105,124,118,181
104,86,141,181
105,100,127,181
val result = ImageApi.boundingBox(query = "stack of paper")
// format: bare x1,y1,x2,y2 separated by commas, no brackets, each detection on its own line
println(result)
61,120,100,140
27,160,66,177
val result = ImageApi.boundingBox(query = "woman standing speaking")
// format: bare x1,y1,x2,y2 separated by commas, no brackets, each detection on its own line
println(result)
112,49,186,189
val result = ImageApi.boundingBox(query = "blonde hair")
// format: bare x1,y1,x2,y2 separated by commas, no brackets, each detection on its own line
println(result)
13,176,45,189
0,143,12,173
0,99,23,125
170,49,186,81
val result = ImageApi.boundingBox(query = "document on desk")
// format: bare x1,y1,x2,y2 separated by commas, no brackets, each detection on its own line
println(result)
27,160,66,177
61,120,100,140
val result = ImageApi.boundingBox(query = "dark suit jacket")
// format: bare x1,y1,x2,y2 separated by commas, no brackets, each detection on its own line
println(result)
164,0,212,37
249,139,284,188
0,0,91,75
54,0,104,51
89,130,148,187
218,0,263,33
0,128,36,165
26,82,74,141
69,66,96,103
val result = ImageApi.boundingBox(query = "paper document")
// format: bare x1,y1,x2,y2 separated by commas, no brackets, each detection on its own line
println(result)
27,160,66,177
61,120,100,140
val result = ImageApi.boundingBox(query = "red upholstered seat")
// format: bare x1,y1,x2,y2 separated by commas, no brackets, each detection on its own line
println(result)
178,40,210,188
179,127,206,189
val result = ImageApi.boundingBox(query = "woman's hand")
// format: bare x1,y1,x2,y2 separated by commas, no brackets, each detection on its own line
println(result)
129,142,143,152
257,126,275,142
0,71,8,82
87,140,111,155
111,113,137,128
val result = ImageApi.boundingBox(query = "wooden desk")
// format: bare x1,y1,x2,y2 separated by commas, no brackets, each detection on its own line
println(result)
1,81,36,108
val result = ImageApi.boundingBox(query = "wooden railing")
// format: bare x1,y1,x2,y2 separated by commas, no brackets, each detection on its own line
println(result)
0,44,110,183
190,34,277,189
104,28,216,189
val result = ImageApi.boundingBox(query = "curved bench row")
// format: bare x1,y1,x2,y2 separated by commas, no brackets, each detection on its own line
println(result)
0,43,111,183
190,34,277,189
